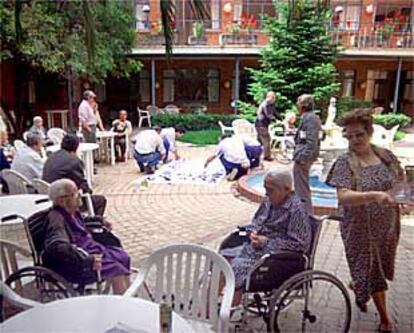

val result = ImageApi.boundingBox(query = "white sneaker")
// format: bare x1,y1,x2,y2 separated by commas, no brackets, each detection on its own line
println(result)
227,168,238,181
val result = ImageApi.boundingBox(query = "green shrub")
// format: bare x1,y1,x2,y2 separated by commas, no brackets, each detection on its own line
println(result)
336,97,374,120
394,130,406,141
373,114,411,129
178,129,221,146
151,113,240,131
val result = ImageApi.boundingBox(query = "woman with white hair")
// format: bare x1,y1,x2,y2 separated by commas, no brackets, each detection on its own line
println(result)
222,168,312,304
43,179,130,294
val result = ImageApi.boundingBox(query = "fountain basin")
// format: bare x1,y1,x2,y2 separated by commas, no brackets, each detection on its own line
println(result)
238,172,338,215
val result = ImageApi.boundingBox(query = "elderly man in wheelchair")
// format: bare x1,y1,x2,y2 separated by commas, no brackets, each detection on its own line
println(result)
219,169,351,332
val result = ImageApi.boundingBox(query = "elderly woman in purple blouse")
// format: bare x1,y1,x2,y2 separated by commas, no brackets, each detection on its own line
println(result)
42,179,130,294
223,169,312,305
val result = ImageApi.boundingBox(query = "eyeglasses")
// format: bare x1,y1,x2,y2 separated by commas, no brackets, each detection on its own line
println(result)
60,191,80,199
343,131,367,141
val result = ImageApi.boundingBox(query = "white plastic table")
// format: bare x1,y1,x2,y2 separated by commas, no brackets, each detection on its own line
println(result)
45,110,68,130
96,130,116,165
47,143,99,188
0,295,196,333
0,194,51,222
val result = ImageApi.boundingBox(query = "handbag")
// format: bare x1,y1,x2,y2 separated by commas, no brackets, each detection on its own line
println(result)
84,216,122,248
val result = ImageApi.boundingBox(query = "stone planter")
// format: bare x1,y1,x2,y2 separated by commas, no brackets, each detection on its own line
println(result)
219,33,258,46
187,35,208,45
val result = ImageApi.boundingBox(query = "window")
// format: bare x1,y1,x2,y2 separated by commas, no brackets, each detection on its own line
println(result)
163,69,220,103
365,70,388,102
375,2,413,32
339,70,355,97
136,0,150,31
234,0,276,28
403,71,414,103
138,70,150,103
331,1,362,31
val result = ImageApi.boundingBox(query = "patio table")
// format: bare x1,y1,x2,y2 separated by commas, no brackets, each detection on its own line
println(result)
0,194,51,222
47,143,99,188
96,130,116,165
0,295,195,333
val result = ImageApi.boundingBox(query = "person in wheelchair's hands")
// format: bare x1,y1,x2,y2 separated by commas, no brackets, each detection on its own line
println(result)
250,231,267,250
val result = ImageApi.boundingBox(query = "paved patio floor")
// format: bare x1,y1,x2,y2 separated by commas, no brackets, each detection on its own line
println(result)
94,143,413,333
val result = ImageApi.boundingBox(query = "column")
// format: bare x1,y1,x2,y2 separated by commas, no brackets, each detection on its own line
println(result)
234,56,240,114
151,58,156,106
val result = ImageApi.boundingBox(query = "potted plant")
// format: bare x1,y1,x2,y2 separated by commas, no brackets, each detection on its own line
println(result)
241,13,257,34
229,22,241,35
192,21,204,39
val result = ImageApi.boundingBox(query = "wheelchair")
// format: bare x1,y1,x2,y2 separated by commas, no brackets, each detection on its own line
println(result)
219,215,351,333
1,208,122,302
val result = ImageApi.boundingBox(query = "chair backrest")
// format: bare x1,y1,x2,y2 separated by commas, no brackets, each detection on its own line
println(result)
164,104,180,114
137,107,149,117
146,105,160,115
25,209,52,265
1,169,32,194
307,216,323,270
232,119,257,139
125,244,235,332
13,140,26,151
0,281,40,318
22,131,30,142
47,128,66,145
0,239,33,282
32,178,50,195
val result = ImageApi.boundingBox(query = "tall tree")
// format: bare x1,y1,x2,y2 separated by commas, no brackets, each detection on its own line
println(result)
1,0,142,131
239,0,339,120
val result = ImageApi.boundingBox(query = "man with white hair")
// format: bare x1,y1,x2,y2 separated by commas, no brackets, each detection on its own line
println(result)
293,94,322,212
255,91,283,161
29,116,47,141
43,179,130,294
78,90,98,144
221,168,311,304
11,133,44,181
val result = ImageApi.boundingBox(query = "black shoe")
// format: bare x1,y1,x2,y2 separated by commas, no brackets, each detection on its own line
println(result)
144,165,154,174
93,168,98,175
264,157,274,162
356,300,367,313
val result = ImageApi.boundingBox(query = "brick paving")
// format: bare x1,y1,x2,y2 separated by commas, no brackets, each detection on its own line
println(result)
93,143,413,332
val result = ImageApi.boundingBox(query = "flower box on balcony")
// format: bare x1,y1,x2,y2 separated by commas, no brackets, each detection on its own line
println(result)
137,33,178,46
187,35,208,45
219,33,258,46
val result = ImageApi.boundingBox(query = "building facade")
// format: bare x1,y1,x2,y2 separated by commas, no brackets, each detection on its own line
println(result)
117,0,413,117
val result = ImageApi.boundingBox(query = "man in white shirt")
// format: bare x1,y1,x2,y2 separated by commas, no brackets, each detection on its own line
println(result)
11,133,44,182
204,134,250,181
78,90,97,144
133,127,165,174
160,126,185,163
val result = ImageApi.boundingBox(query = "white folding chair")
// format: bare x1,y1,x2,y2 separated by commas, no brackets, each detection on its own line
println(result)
124,244,235,333
47,128,66,146
137,107,151,128
1,169,32,194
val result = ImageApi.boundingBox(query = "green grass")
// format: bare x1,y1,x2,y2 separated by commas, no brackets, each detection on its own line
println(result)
177,129,221,146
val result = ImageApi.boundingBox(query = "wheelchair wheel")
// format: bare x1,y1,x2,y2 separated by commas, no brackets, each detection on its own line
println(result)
270,270,351,333
5,266,75,303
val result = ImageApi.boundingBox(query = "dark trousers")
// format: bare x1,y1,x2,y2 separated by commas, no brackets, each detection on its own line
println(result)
219,156,248,180
133,150,161,171
162,137,170,163
256,126,271,159
83,194,107,217
245,145,263,168
293,160,314,213
114,137,126,158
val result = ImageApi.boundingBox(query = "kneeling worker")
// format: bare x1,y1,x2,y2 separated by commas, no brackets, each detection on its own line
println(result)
204,134,250,181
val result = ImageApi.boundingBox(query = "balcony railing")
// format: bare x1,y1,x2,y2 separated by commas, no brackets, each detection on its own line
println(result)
330,23,414,49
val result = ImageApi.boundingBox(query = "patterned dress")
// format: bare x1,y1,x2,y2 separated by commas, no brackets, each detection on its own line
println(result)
230,193,311,289
326,153,401,304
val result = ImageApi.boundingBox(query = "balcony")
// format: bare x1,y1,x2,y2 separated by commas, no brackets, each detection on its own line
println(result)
330,23,414,49
219,33,258,46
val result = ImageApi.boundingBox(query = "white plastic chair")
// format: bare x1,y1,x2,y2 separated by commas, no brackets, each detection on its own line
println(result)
371,124,399,150
1,169,32,194
137,107,151,128
22,131,30,142
47,128,66,146
32,178,50,195
232,119,257,141
164,104,180,114
0,240,33,282
218,121,234,135
124,244,235,333
146,105,161,115
268,122,285,150
0,281,40,319
13,140,26,151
